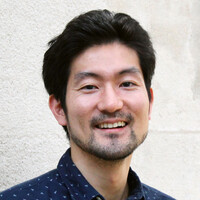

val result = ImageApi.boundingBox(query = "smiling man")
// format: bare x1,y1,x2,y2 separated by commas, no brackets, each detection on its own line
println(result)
0,10,175,200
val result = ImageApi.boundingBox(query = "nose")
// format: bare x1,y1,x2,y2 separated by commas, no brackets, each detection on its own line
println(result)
97,85,123,113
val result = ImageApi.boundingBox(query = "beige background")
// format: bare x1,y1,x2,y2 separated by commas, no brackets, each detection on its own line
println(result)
0,1,200,199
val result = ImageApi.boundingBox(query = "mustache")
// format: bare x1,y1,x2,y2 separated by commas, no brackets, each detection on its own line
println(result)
90,112,134,126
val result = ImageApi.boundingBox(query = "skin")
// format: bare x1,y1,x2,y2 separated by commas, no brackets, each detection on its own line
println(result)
49,42,153,200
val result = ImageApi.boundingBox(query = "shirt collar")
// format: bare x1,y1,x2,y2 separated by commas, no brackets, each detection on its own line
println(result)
57,148,144,200
57,149,103,200
127,168,145,199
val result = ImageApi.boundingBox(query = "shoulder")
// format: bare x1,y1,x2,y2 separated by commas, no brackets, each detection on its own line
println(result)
142,183,176,200
0,169,66,200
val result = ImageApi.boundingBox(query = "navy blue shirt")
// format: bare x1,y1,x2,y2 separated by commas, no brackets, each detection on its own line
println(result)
0,149,175,200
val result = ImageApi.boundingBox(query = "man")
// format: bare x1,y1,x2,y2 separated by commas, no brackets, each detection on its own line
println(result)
0,10,175,200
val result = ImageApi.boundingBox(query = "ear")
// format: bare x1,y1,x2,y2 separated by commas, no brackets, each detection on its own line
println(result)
148,88,154,120
49,95,67,126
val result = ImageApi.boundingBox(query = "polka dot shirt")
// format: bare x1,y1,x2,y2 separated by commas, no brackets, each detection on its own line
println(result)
0,149,175,200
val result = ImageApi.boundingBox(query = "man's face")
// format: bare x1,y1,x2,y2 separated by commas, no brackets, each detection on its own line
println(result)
65,42,153,161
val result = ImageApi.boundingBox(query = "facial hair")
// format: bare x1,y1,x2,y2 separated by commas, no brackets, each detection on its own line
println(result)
67,112,148,161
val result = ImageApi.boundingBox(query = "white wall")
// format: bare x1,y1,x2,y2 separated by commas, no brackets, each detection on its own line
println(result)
0,1,199,199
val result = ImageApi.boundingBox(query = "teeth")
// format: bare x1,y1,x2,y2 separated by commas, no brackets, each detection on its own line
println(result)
113,122,118,128
98,121,126,129
108,124,112,128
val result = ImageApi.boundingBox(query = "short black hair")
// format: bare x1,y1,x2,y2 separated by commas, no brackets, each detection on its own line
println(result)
42,9,156,138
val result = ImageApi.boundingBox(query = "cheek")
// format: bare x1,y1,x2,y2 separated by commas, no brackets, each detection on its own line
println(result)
67,94,97,118
126,92,150,134
66,96,94,136
125,92,149,114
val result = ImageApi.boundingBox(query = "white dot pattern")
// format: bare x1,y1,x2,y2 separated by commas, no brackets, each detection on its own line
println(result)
0,148,175,200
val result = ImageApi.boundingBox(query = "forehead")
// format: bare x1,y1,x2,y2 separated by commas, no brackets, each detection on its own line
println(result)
69,42,142,78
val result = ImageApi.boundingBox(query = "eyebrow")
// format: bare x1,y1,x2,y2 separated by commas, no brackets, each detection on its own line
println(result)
74,72,100,84
119,67,141,75
74,66,141,84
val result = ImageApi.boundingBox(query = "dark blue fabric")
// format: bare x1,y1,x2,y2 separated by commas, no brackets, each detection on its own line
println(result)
0,149,175,200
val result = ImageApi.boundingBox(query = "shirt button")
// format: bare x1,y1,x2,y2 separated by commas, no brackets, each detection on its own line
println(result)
96,197,102,200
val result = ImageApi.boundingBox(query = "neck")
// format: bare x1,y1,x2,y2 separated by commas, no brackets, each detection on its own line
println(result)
71,144,132,200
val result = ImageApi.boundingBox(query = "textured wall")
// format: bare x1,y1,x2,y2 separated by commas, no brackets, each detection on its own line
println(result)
0,1,199,199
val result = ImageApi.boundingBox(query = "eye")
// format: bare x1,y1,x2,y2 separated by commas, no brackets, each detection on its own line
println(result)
81,85,98,90
120,81,135,88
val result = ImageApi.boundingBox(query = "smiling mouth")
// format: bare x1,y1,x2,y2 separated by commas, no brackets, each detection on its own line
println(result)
96,121,127,129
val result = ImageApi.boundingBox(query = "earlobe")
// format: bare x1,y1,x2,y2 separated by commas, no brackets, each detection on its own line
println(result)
148,88,154,120
49,95,67,126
